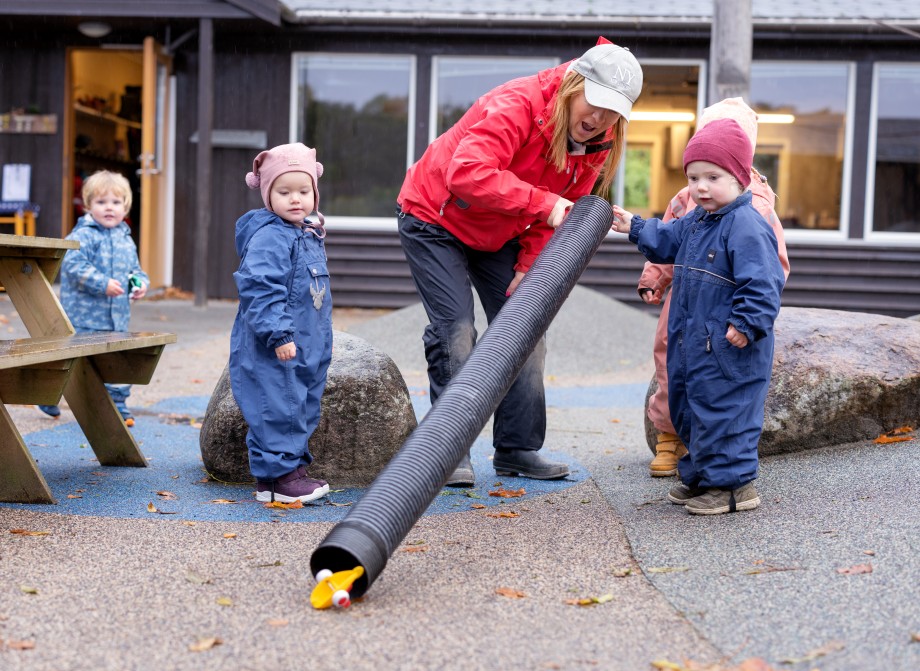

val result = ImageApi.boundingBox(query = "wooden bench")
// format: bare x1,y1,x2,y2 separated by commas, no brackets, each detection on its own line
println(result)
0,331,177,504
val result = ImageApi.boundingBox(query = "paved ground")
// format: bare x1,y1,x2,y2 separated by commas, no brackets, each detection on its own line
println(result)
0,289,917,670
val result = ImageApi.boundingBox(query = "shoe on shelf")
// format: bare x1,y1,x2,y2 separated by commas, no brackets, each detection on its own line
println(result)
667,481,706,505
493,449,570,480
685,482,761,515
445,452,475,487
649,432,688,477
37,405,61,418
255,465,330,504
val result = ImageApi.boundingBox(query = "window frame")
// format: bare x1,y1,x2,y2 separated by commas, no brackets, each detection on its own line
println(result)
288,51,417,230
749,60,856,244
864,61,920,243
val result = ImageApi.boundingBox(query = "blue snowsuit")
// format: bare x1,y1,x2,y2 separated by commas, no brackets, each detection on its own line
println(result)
60,214,149,417
229,208,333,482
628,191,785,489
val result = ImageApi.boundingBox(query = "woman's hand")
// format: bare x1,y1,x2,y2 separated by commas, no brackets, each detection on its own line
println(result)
611,205,633,233
275,342,297,361
725,324,749,349
547,197,574,229
505,271,525,296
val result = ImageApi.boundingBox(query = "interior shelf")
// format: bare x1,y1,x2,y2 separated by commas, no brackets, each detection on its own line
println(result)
74,103,141,130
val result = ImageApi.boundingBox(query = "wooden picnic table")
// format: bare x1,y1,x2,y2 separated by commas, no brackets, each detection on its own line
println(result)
0,233,177,503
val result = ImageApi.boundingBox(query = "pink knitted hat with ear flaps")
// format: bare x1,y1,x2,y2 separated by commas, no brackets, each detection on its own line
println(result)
683,118,753,189
245,142,324,222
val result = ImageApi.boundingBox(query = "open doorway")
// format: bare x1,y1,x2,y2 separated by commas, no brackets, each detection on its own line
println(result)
66,48,143,243
63,40,173,289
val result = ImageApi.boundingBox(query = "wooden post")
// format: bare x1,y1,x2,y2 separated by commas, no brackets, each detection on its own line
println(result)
708,0,752,104
193,17,214,308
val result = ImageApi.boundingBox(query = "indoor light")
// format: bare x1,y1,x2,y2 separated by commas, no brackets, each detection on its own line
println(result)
758,113,796,124
77,22,112,39
630,111,697,122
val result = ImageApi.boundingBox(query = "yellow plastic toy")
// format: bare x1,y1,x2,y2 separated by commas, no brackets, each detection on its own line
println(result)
310,566,365,609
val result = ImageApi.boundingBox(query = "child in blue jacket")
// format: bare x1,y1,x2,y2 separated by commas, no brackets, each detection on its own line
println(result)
611,118,785,515
230,143,333,504
38,170,149,424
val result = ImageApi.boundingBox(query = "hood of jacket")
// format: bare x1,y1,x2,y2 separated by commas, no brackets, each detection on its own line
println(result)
235,208,286,257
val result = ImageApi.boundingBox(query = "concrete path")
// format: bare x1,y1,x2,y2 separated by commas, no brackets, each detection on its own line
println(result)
0,290,917,670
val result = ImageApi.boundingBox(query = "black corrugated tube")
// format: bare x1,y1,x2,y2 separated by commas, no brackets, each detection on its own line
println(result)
310,195,614,598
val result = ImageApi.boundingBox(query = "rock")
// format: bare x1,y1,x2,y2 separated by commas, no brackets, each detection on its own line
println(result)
645,307,920,455
199,330,417,486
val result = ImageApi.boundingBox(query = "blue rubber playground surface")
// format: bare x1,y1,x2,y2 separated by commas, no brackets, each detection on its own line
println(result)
2,384,645,523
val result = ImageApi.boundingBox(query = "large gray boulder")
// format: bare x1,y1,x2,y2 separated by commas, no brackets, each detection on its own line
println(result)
199,330,417,486
645,307,920,455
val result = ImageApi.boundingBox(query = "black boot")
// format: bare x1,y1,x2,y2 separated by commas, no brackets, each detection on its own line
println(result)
445,452,475,487
493,449,569,480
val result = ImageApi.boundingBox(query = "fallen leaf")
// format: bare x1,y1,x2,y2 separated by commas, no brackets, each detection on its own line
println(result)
182,521,197,527
873,426,914,444
19,585,38,595
157,491,177,500
254,560,283,568
188,637,222,652
215,596,233,607
650,661,683,671
147,502,158,513
780,639,845,664
612,567,632,577
91,471,107,477
326,501,352,507
401,545,428,553
223,533,237,539
647,566,690,574
266,619,289,627
609,418,621,423
486,511,520,518
406,539,426,545
911,632,920,643
495,587,526,599
470,503,486,509
743,565,802,575
863,550,876,556
5,639,35,650
210,499,238,504
564,593,613,606
263,500,302,509
489,487,525,498
836,563,873,575
66,494,82,499
10,529,50,536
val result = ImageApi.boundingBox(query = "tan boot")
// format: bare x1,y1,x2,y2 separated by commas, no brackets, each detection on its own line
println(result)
649,432,687,477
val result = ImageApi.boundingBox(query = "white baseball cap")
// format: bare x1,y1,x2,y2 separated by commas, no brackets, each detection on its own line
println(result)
571,44,644,121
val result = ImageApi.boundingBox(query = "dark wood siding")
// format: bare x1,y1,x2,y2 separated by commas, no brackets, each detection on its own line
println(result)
0,42,66,238
323,228,920,319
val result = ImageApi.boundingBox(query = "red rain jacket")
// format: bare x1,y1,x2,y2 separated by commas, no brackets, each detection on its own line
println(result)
397,61,613,272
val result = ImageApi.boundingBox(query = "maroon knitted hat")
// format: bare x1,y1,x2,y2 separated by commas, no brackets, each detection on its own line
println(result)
682,118,752,188
245,143,324,221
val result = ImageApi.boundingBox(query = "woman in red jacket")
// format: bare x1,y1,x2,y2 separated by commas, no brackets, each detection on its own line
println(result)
397,39,643,486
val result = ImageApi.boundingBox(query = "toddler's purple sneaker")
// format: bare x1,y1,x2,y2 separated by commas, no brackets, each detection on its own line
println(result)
256,465,329,503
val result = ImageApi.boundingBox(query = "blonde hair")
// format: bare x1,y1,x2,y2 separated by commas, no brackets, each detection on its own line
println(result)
82,170,132,213
547,72,626,200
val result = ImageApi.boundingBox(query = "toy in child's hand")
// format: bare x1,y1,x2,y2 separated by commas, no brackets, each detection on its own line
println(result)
128,274,143,300
310,566,365,609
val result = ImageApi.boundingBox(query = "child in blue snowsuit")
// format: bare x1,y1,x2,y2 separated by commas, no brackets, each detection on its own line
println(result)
612,118,785,515
38,170,149,424
230,143,333,504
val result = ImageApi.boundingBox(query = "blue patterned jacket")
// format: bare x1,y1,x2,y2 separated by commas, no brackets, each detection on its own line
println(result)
60,214,148,332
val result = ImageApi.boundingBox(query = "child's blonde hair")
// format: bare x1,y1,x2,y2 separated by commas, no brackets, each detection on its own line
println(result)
547,72,626,201
82,170,132,213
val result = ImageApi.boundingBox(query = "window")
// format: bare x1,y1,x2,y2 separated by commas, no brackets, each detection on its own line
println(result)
750,62,853,234
291,53,415,218
868,64,920,236
431,56,557,141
